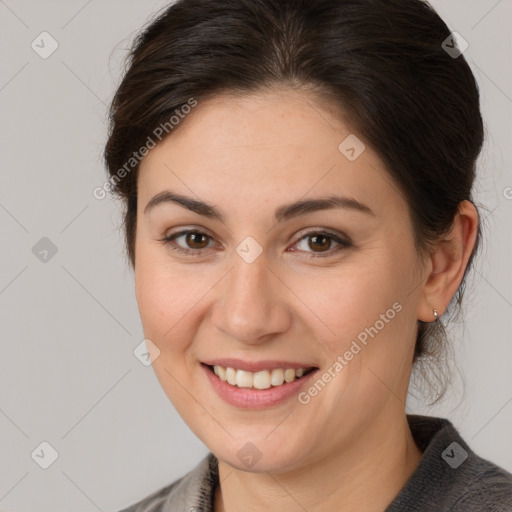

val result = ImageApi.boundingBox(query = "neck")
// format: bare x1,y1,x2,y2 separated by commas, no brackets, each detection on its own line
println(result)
214,413,423,512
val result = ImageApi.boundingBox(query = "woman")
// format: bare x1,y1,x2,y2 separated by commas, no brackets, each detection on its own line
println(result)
104,0,512,510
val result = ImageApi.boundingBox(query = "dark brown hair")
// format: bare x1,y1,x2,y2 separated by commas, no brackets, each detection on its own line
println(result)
104,0,484,401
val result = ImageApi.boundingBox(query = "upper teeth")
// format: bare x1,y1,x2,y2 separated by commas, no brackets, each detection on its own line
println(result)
213,365,308,389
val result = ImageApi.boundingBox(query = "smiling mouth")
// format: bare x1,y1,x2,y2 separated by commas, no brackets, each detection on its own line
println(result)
204,363,317,390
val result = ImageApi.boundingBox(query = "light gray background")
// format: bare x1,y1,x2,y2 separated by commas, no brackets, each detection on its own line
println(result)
0,0,510,510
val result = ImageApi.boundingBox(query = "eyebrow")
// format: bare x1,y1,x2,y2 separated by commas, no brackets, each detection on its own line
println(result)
143,190,375,222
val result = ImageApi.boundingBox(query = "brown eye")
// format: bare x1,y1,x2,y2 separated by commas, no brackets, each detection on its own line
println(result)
184,232,210,249
308,234,332,252
161,230,214,255
292,230,350,258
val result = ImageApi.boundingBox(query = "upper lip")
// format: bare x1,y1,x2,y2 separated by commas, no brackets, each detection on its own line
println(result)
202,358,317,372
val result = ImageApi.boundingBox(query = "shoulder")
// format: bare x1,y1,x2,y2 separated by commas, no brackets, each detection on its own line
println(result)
117,453,218,512
450,452,512,511
387,415,512,511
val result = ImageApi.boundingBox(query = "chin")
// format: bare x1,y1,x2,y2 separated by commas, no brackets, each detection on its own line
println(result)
208,435,310,474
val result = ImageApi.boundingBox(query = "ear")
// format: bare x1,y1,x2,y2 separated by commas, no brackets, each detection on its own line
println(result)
417,200,479,322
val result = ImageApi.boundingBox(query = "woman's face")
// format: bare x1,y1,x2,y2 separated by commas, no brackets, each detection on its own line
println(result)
134,88,427,473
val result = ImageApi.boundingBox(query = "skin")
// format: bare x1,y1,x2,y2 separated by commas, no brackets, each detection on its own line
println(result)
134,87,478,512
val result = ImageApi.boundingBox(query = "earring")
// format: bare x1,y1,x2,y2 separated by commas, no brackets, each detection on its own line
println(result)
433,308,439,321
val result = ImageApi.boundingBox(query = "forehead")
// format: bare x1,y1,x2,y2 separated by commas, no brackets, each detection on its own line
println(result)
137,88,404,219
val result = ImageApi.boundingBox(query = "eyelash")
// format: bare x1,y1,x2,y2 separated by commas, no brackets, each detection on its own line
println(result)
159,229,351,259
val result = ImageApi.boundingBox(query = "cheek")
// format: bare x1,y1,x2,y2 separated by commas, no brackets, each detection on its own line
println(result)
134,249,200,353
299,263,402,354
134,253,206,410
302,249,419,387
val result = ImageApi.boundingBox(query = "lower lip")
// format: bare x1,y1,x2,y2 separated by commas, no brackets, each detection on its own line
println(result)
202,364,319,409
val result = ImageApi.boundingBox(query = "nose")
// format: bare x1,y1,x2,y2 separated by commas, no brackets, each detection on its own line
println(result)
212,254,291,345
